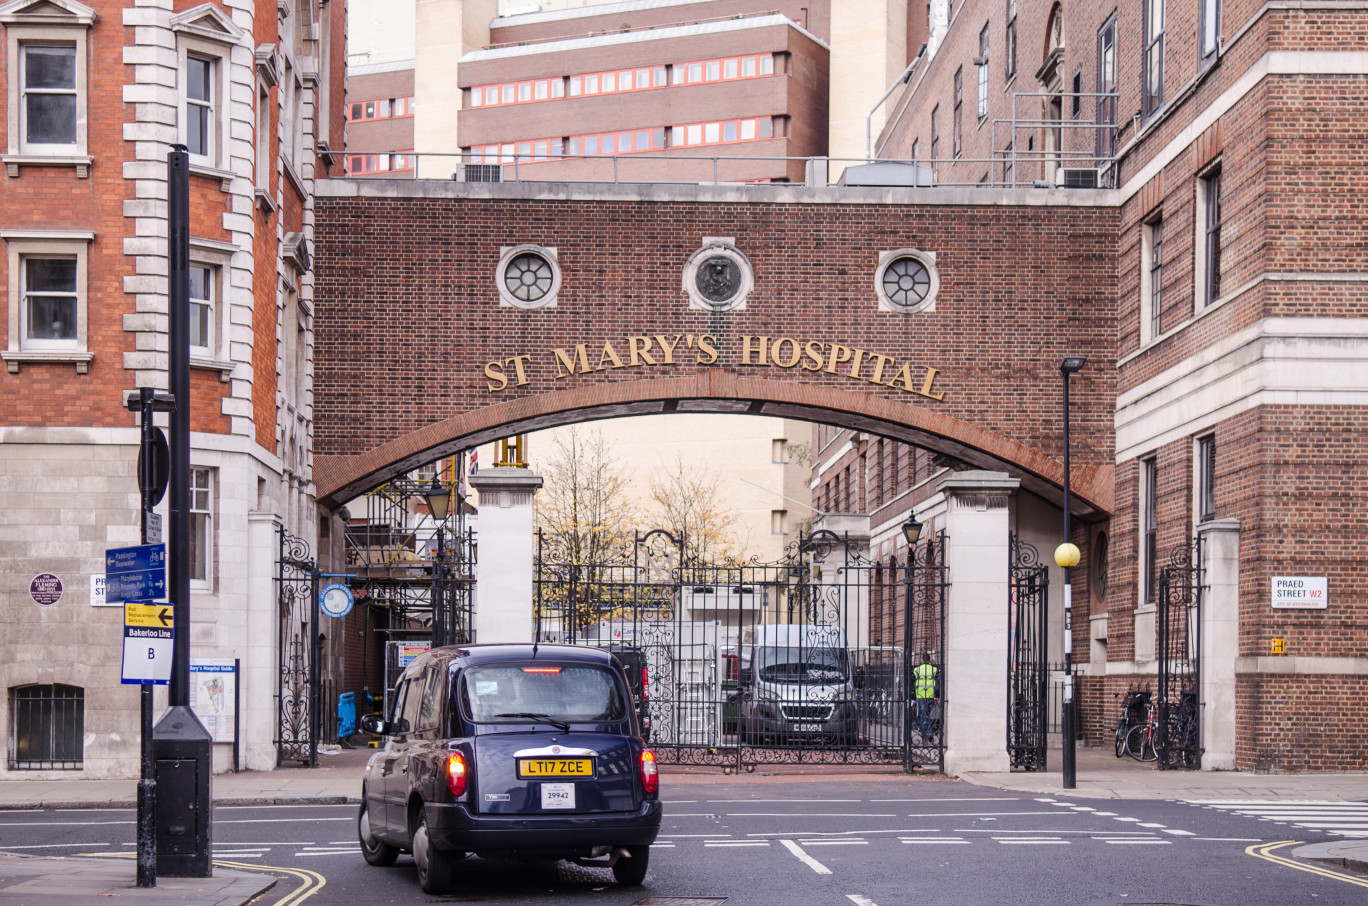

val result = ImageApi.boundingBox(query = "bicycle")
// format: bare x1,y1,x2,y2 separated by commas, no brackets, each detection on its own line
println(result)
1124,702,1159,762
1112,686,1152,758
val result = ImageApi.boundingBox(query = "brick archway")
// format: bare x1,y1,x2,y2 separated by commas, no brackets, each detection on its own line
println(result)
313,183,1117,516
315,374,1111,516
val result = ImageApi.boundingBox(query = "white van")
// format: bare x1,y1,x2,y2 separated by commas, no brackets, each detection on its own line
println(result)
737,624,858,743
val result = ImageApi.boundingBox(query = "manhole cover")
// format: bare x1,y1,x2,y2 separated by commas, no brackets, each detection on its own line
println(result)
633,899,729,905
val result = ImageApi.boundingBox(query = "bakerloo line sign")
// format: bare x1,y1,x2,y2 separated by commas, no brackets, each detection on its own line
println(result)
483,333,948,401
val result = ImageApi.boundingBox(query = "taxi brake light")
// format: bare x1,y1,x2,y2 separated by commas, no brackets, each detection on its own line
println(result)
640,667,649,701
446,752,467,797
639,749,659,794
522,667,562,674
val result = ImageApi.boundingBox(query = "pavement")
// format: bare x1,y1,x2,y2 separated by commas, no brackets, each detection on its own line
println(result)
0,741,1364,904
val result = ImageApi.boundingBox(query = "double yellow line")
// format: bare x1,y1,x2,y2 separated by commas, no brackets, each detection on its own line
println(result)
213,859,327,905
1246,840,1368,890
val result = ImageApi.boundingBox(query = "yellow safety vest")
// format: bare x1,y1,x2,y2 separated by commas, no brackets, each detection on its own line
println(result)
913,663,938,699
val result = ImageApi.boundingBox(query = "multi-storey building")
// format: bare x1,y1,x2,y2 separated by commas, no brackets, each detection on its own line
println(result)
1,0,346,777
808,0,1368,772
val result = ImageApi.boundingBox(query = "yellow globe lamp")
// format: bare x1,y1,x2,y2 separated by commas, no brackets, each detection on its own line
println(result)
1054,542,1081,569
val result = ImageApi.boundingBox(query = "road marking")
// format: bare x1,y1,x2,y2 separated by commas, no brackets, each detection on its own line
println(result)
847,895,880,906
1163,829,1196,835
1069,807,1096,812
728,812,895,818
900,837,969,844
1193,800,1368,837
214,858,328,905
871,797,1019,802
1138,822,1166,828
1092,812,1118,817
703,841,768,847
658,834,728,838
1096,838,1170,845
995,837,1067,845
798,839,867,846
216,817,352,825
1193,837,1261,841
0,842,110,849
1247,840,1368,890
0,820,132,827
780,839,832,875
296,848,358,855
707,798,861,803
906,811,1061,818
1112,816,1142,822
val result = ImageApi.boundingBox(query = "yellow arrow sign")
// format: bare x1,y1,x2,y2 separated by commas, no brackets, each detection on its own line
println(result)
124,601,173,629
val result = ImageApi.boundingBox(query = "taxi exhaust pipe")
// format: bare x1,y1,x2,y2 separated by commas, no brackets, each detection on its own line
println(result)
571,846,631,868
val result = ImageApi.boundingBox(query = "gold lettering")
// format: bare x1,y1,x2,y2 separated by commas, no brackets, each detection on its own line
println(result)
628,336,658,366
846,347,868,379
824,344,853,375
740,335,769,366
885,361,917,393
801,340,826,371
597,341,627,370
696,334,719,365
771,337,801,368
507,354,533,387
865,352,895,385
917,366,946,401
484,361,508,392
653,334,682,364
552,344,591,378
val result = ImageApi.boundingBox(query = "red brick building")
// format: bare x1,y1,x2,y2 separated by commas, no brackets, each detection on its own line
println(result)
0,0,346,777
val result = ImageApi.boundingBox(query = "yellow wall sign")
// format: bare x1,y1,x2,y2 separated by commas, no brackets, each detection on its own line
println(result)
124,601,174,629
1270,638,1285,655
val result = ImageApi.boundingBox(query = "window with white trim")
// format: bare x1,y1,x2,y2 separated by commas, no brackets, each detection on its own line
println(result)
1140,213,1163,344
1196,165,1222,308
172,4,245,172
1144,0,1165,117
189,263,214,356
3,231,92,371
1141,457,1158,606
976,24,989,120
1200,0,1221,64
190,466,214,586
1195,434,1215,523
2,0,95,167
185,53,215,159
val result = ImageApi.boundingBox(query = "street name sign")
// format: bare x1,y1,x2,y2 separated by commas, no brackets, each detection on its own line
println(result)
121,599,173,685
105,543,167,603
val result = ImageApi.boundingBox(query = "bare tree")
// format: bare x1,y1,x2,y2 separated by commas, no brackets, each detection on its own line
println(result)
649,457,740,566
534,427,637,635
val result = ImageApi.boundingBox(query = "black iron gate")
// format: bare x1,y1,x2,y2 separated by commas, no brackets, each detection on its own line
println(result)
1157,540,1203,769
905,530,949,771
277,527,319,766
534,527,947,772
1007,534,1050,771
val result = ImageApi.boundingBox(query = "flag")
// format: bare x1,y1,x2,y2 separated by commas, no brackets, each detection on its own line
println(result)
469,449,478,475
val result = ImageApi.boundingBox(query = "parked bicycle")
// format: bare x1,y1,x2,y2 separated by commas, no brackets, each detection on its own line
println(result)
1111,685,1152,758
1124,701,1159,762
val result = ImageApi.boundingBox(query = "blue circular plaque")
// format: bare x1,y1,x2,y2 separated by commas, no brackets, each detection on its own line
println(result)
319,583,354,619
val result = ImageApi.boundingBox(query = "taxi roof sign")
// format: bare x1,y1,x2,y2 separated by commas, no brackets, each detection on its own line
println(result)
124,601,173,629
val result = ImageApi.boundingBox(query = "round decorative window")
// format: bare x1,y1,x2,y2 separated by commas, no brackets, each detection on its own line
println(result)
1092,531,1109,603
682,239,753,312
495,245,560,309
874,248,939,313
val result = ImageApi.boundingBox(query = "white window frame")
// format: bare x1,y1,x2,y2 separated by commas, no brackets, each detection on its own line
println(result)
189,466,215,589
1194,162,1223,311
2,230,93,372
1,0,95,174
171,4,245,176
1194,434,1215,524
188,238,235,373
1139,213,1163,345
1140,457,1158,607
1200,0,1221,64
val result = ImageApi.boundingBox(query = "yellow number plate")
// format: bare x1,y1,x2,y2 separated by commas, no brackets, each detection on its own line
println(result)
517,758,593,779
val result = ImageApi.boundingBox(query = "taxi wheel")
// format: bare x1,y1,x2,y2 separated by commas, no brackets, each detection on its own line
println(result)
357,799,398,867
413,811,458,894
611,845,650,886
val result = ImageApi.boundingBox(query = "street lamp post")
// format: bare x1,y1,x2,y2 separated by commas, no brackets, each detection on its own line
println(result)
902,514,923,771
425,474,452,647
1056,355,1086,790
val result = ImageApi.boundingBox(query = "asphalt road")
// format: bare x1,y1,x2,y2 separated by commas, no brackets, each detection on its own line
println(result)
2,782,1367,905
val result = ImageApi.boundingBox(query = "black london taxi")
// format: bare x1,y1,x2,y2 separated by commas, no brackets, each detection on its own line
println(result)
356,644,661,893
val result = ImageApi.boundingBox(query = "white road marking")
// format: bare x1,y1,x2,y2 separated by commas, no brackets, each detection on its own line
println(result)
798,839,867,846
658,834,728,838
1096,838,1169,845
1092,811,1118,816
1070,807,1096,812
217,817,352,824
1112,817,1142,822
704,841,768,847
729,812,895,818
871,797,1019,802
0,842,110,849
996,838,1068,845
847,895,880,906
900,837,969,845
780,839,832,875
297,848,361,855
906,811,1061,818
707,799,860,803
0,821,131,827
1138,822,1166,828
1163,829,1196,835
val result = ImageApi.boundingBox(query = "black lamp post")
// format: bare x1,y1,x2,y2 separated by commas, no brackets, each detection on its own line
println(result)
425,474,451,647
902,514,922,770
1056,355,1086,790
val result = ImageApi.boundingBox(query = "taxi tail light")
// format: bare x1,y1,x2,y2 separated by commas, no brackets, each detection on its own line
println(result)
639,750,659,794
640,668,650,701
447,752,467,797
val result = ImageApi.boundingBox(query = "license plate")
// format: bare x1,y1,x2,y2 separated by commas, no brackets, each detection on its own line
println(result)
517,757,593,779
796,723,822,732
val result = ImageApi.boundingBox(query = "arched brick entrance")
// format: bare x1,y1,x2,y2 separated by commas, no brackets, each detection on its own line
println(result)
313,183,1117,514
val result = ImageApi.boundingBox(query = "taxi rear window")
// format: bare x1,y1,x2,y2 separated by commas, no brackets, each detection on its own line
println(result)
460,664,627,724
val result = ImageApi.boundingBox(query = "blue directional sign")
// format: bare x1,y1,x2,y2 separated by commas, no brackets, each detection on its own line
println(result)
105,543,167,604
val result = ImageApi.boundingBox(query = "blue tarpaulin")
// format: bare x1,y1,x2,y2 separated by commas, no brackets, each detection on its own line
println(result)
338,692,357,739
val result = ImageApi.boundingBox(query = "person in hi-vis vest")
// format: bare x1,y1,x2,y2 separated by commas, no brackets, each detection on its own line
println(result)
912,653,940,740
